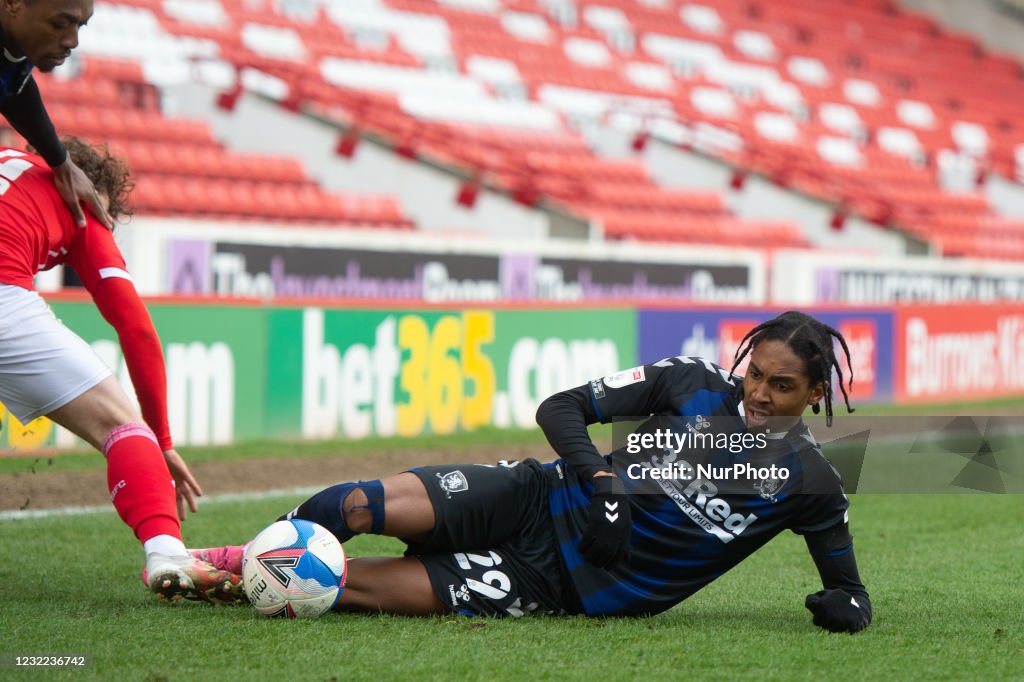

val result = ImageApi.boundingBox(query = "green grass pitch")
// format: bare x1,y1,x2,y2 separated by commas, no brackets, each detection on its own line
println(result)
3,494,1022,680
2,402,1023,681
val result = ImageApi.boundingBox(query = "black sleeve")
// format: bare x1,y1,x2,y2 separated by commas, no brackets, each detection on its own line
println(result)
536,384,610,480
536,359,703,481
0,76,66,166
805,527,872,621
791,453,849,535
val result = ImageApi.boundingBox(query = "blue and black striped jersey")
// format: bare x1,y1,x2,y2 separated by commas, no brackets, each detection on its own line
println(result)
542,355,849,617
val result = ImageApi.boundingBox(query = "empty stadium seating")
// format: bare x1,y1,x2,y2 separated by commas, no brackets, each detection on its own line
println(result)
26,56,414,228
38,0,1024,256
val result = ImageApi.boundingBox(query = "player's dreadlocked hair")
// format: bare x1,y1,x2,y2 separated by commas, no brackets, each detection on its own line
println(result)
62,137,135,222
730,311,855,426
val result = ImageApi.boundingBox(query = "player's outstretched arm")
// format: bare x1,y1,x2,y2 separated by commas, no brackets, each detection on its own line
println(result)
0,79,111,228
86,271,171,445
803,529,872,633
0,77,66,166
68,224,201,518
89,275,203,518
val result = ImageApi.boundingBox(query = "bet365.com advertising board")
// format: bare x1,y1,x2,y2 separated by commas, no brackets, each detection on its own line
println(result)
0,300,635,452
263,307,634,440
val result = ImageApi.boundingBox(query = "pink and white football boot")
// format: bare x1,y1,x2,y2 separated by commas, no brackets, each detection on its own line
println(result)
189,544,249,576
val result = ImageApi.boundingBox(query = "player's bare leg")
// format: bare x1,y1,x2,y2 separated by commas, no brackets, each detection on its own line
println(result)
334,557,448,616
277,471,435,544
343,472,435,540
49,376,240,603
193,473,436,576
46,375,136,449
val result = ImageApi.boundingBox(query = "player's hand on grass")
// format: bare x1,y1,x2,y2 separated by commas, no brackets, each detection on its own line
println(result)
163,449,203,520
579,473,631,569
52,156,113,229
805,589,871,633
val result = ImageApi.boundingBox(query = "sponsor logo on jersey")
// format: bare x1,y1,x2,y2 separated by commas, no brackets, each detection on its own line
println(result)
437,470,470,497
603,366,645,389
590,378,606,400
641,459,758,543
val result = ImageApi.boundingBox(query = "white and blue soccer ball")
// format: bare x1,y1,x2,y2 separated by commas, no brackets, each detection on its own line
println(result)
242,519,347,619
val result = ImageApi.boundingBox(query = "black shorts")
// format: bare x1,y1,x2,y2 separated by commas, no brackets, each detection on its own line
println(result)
406,459,572,617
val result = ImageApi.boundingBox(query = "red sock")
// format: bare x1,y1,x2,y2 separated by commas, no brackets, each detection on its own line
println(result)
104,423,181,543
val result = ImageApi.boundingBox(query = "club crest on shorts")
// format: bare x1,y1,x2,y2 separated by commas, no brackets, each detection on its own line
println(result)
437,470,469,497
755,475,784,503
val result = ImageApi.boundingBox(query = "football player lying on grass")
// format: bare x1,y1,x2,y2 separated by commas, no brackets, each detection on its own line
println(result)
0,138,240,603
197,311,871,633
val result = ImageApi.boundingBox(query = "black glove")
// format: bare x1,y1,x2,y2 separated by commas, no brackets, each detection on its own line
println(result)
805,589,871,633
578,475,631,569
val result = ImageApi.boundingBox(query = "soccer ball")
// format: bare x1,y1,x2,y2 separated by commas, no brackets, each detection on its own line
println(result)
242,519,347,619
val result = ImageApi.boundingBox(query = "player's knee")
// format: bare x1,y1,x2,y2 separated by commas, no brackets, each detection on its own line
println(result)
279,479,384,542
341,480,386,535
341,488,371,533
100,422,158,456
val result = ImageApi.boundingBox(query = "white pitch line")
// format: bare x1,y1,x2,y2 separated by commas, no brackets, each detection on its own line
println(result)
0,485,322,522
0,503,113,520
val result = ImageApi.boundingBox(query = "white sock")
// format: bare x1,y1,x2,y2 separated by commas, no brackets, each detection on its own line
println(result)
144,534,189,558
